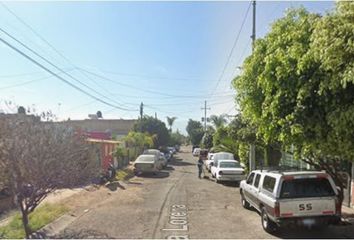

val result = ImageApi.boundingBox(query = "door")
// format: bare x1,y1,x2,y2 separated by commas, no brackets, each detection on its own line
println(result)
244,173,255,203
248,174,261,207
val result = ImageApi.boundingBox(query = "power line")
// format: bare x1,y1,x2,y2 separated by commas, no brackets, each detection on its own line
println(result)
90,68,212,83
0,35,138,111
0,27,136,110
0,69,75,90
209,1,252,99
81,68,235,99
0,3,134,108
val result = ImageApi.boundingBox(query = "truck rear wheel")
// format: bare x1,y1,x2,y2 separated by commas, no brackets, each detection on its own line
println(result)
261,207,277,233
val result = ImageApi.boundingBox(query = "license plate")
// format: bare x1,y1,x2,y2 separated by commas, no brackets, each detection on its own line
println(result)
302,219,315,225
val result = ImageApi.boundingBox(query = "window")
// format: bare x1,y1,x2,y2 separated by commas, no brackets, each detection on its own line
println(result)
253,174,261,188
262,176,276,193
219,162,241,168
280,178,335,199
246,173,255,184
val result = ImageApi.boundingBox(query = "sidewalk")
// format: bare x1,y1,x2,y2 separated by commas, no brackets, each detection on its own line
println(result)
342,205,354,224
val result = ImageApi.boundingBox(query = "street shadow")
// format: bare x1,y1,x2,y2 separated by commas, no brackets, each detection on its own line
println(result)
127,181,143,185
164,166,175,171
137,171,170,178
220,181,240,188
53,228,112,238
105,181,126,191
270,226,346,239
170,158,195,167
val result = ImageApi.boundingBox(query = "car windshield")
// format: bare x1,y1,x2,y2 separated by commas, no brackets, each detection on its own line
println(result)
214,153,234,160
219,162,241,168
137,156,155,162
280,178,335,199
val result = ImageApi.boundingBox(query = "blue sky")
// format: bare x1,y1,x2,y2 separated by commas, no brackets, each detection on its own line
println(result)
0,1,334,134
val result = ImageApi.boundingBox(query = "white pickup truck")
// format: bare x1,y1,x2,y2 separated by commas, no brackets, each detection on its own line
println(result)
240,170,341,233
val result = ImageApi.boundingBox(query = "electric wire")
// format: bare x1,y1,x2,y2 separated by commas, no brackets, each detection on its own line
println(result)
0,36,138,111
0,27,137,111
209,2,252,99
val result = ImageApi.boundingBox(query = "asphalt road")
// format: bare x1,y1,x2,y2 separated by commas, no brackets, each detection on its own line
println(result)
59,146,354,239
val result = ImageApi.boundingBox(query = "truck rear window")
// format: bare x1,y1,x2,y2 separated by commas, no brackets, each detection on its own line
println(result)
280,178,335,199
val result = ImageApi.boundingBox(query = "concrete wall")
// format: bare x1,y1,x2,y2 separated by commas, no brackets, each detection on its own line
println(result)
59,119,137,136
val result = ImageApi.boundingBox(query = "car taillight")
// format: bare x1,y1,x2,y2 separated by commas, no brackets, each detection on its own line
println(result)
335,197,341,215
219,171,223,175
274,202,280,217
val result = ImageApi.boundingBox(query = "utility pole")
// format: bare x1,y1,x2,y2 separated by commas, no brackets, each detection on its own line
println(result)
251,0,256,49
250,0,257,171
155,112,157,119
201,100,210,132
140,102,143,119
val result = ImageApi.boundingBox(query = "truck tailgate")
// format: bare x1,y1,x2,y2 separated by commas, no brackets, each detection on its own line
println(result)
279,198,336,217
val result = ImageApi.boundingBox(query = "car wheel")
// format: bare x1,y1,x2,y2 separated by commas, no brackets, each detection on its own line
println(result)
261,207,277,233
241,192,250,209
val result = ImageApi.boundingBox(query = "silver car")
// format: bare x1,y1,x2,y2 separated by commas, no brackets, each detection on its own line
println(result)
134,154,160,174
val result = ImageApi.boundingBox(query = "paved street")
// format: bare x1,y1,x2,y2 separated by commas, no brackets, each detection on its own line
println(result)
59,146,354,239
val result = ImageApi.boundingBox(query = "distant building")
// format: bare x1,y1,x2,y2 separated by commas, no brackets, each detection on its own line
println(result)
59,119,137,139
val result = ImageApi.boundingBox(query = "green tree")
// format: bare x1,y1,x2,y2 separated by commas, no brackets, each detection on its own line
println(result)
209,114,227,129
233,4,354,202
169,130,186,146
201,132,213,149
133,116,170,148
166,116,177,132
186,119,204,145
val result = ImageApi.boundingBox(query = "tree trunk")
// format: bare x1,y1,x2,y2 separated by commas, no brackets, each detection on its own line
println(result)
20,202,31,238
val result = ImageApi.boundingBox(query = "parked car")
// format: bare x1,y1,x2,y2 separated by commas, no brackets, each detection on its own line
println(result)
209,152,234,169
164,152,172,161
159,152,168,168
175,145,180,152
143,149,161,159
192,148,201,157
205,153,215,172
210,160,245,183
192,145,200,152
134,154,160,174
167,147,176,154
240,170,341,233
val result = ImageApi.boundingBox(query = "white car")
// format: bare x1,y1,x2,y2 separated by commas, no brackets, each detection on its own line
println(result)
192,148,201,157
210,152,234,169
134,155,160,174
210,160,245,183
205,153,215,172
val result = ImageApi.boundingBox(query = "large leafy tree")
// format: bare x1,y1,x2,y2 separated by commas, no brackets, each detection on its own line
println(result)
186,119,204,145
133,116,170,148
233,3,354,202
